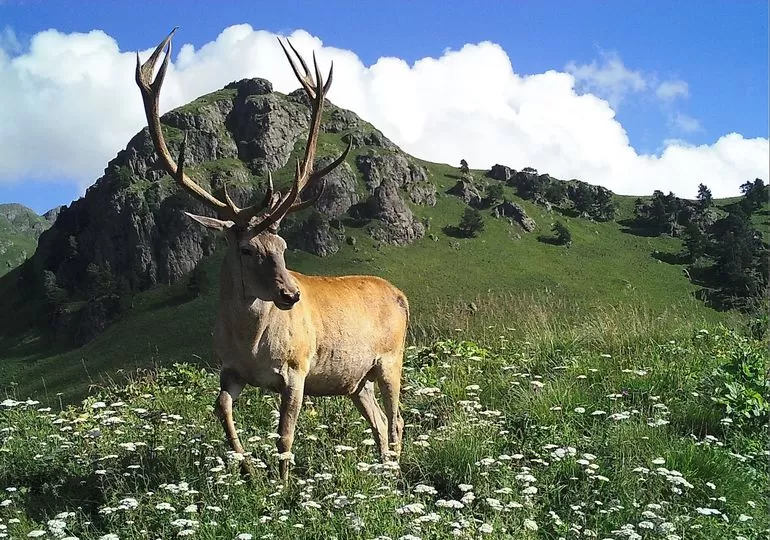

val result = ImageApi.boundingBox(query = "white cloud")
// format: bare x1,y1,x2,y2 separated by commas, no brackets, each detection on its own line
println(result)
565,51,647,109
669,112,702,134
0,24,767,199
656,79,689,101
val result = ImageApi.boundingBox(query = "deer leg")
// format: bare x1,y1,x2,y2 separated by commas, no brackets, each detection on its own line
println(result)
277,373,305,481
377,360,404,459
351,381,389,459
214,369,254,475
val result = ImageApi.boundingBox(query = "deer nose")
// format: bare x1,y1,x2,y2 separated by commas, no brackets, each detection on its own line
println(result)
279,290,300,305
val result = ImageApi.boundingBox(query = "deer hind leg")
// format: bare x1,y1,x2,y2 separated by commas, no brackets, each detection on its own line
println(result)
214,369,254,475
377,356,404,460
277,371,305,481
351,380,388,458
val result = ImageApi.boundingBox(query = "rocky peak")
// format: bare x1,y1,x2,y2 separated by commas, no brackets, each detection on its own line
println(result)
29,77,436,342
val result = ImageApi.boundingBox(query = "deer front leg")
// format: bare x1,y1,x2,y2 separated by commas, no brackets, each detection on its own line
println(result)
214,369,255,476
277,371,305,481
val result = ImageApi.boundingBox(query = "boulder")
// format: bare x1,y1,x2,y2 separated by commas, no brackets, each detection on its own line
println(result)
447,180,482,207
365,180,425,246
487,164,514,182
492,201,536,232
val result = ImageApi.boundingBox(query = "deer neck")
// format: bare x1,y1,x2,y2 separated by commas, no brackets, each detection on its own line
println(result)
218,253,274,322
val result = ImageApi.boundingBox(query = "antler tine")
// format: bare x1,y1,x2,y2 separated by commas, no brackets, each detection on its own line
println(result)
279,39,315,97
136,30,239,221
222,185,241,214
230,171,276,225
251,41,353,234
322,62,334,96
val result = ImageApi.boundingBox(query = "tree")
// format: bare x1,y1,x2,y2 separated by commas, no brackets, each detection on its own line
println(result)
545,181,567,204
86,262,114,300
569,183,595,215
739,178,768,213
682,221,709,261
552,222,572,245
709,211,767,305
485,183,505,205
592,187,616,221
458,207,485,237
697,183,713,210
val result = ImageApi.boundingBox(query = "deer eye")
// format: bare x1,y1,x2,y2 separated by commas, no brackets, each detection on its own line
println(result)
239,247,252,257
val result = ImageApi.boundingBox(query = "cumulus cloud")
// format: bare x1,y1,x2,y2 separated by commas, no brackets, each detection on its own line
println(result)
0,24,767,199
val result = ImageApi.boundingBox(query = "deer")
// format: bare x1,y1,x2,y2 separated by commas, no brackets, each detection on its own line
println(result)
135,30,408,481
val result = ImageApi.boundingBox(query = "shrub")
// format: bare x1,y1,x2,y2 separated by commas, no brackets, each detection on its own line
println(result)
457,207,485,238
552,222,572,245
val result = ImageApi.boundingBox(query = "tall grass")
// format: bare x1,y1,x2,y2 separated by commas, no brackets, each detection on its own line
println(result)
410,290,735,354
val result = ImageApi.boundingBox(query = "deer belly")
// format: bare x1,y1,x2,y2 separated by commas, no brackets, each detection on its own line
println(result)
304,352,376,396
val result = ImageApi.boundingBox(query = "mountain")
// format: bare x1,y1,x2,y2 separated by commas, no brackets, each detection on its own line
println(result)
0,203,55,276
1,76,765,402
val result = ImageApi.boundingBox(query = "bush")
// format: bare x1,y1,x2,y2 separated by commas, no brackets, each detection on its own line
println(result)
485,183,504,205
457,207,485,238
553,222,572,245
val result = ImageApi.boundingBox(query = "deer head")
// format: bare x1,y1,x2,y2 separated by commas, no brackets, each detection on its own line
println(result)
135,29,349,308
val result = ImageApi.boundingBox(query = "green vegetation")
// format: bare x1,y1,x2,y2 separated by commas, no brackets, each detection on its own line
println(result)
1,79,768,540
0,321,767,539
538,221,572,246
0,204,50,277
456,207,485,237
1,163,766,403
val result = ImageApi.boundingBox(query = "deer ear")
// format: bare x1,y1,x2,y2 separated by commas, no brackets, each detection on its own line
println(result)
184,212,235,231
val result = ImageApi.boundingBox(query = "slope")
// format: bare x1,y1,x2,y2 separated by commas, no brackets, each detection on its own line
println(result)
0,203,52,277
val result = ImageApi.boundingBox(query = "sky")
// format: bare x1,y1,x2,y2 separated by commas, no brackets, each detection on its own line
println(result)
0,1,767,214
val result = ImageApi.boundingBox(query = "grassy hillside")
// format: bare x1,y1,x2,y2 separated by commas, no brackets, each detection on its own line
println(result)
0,163,759,404
1,323,767,539
0,204,50,277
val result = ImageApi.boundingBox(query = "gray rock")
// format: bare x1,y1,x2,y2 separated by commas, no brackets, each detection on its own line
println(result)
356,153,436,205
289,212,340,257
365,180,425,246
302,158,359,218
487,164,514,182
447,180,482,207
492,201,536,232
43,206,63,224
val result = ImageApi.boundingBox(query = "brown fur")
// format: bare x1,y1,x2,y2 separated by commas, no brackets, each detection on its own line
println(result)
213,231,408,479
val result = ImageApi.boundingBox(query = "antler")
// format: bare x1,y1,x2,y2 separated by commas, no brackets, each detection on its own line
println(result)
135,29,273,225
251,38,351,233
137,29,350,230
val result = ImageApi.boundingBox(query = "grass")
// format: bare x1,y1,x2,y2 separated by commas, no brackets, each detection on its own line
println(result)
0,322,767,539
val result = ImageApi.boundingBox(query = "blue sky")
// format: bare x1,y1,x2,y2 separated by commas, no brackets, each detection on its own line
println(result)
0,0,767,214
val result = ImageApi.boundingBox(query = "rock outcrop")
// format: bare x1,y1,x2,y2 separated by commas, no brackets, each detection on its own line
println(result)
365,180,425,246
447,180,483,207
492,201,537,232
356,153,436,206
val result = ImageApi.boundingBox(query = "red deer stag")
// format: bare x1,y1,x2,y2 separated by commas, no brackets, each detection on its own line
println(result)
135,30,408,480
